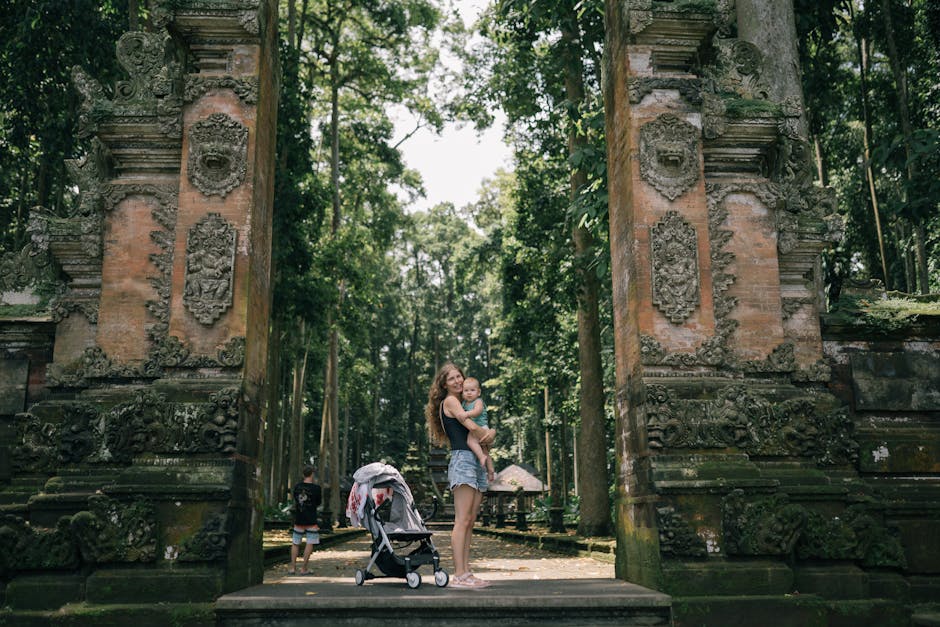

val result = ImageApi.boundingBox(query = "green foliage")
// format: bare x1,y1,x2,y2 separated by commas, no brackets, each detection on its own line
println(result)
0,0,131,250
798,0,940,293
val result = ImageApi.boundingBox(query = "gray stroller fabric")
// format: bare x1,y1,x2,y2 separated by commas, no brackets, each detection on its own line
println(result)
352,462,427,535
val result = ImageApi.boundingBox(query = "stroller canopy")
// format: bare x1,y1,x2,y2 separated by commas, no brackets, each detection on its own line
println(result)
347,462,427,536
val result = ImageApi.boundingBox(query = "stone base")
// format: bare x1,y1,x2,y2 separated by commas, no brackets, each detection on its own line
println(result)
673,595,829,627
868,570,911,604
0,602,215,627
85,568,223,604
826,599,911,627
673,595,910,627
794,564,869,599
910,576,940,604
662,560,794,596
4,573,85,610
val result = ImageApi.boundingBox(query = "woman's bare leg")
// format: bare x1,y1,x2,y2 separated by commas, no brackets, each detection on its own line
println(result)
463,488,484,573
452,484,477,577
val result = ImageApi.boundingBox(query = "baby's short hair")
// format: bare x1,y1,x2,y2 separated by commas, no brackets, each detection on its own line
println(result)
464,377,480,388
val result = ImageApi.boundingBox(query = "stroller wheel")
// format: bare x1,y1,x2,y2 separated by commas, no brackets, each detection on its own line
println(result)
434,569,449,588
355,569,366,586
405,571,421,589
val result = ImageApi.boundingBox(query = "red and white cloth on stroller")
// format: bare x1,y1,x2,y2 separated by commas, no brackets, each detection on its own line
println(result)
345,462,448,589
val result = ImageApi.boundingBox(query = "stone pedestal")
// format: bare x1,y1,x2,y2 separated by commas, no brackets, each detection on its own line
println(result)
0,0,278,617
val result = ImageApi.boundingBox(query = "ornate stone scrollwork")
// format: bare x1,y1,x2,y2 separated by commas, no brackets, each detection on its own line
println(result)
651,211,700,324
722,490,805,556
0,515,80,575
639,114,700,201
629,77,703,105
657,506,707,558
11,413,59,474
184,76,259,105
183,212,237,325
179,513,229,561
187,113,248,198
644,383,859,464
70,495,156,564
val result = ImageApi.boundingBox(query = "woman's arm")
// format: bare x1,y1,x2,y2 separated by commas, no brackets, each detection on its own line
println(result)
443,396,496,445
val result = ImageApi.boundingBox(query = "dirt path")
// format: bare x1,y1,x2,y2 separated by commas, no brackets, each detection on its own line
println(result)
265,526,614,584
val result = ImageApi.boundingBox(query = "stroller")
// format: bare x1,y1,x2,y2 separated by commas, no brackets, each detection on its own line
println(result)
346,462,449,589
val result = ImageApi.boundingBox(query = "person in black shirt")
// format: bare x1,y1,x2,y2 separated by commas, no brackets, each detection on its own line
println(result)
290,464,322,575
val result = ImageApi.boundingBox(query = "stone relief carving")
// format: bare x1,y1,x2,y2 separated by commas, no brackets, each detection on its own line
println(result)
184,76,259,105
651,211,700,324
640,182,800,372
796,505,906,568
0,515,80,575
0,213,59,295
70,495,156,563
12,386,241,467
639,114,700,201
72,31,184,139
183,212,237,325
657,506,707,558
629,77,703,105
11,413,59,474
187,113,248,198
179,513,229,561
706,39,770,100
722,490,805,556
644,383,858,464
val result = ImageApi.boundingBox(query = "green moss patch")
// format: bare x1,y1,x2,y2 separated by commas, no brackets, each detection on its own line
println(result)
825,293,940,335
653,0,717,14
723,96,783,118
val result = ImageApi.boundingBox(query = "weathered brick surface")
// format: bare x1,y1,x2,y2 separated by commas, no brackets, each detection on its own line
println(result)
98,195,164,361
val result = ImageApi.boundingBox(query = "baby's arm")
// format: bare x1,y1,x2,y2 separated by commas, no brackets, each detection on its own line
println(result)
463,398,484,418
444,397,495,444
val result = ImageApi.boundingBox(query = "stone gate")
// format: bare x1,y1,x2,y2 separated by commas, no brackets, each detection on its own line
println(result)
604,0,940,623
0,0,277,618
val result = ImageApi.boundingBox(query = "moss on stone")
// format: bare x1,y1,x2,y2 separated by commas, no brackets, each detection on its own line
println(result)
653,0,716,14
723,97,783,118
0,304,50,319
825,293,940,335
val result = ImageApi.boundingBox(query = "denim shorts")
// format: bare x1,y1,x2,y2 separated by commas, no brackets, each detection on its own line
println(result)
292,525,320,545
448,449,488,492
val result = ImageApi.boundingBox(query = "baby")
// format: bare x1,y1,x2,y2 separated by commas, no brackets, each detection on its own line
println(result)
461,377,495,482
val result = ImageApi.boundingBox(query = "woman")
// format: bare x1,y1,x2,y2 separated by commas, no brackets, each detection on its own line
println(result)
426,362,496,589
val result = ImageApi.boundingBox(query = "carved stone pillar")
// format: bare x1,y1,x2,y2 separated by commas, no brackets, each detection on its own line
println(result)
605,1,899,616
0,0,278,615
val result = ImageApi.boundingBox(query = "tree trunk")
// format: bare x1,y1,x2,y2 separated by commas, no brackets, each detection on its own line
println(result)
128,0,139,30
562,16,611,538
879,0,929,293
853,19,891,289
288,320,309,489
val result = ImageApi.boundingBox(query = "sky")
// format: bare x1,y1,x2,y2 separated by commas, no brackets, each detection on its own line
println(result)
392,0,512,214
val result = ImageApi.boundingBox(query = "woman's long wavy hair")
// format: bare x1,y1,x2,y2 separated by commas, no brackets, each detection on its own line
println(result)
425,362,463,448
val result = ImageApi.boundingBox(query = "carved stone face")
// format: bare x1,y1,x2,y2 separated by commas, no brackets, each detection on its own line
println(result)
655,142,689,176
187,113,248,198
640,114,700,201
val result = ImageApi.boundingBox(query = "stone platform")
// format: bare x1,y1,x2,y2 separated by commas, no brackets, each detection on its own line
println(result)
216,527,670,626
215,578,672,626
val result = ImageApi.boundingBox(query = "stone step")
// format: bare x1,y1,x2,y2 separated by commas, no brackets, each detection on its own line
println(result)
913,613,940,627
214,578,673,626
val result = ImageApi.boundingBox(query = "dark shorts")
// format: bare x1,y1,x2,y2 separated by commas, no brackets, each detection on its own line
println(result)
448,449,488,492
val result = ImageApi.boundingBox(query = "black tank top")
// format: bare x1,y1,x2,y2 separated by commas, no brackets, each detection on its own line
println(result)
441,402,470,451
